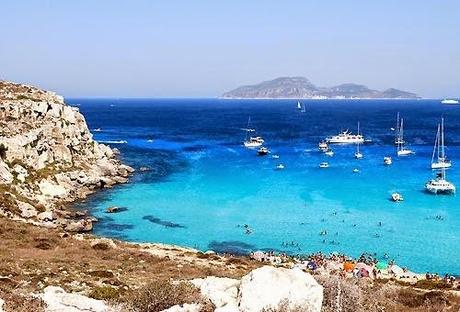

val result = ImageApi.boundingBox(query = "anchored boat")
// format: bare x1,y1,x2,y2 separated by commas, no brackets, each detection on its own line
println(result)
396,117,414,156
243,117,264,148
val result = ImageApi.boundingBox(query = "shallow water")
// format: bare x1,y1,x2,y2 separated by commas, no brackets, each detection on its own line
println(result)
70,98,460,274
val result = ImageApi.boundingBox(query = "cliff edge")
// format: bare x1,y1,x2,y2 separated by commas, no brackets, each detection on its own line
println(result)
0,80,133,230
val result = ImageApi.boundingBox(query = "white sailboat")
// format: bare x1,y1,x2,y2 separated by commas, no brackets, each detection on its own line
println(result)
243,117,264,148
396,118,414,156
431,118,451,169
394,112,404,145
297,101,302,110
354,121,363,159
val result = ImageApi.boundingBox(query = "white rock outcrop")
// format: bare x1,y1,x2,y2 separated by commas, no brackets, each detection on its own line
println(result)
0,80,133,226
0,298,4,312
192,266,323,312
238,266,323,312
191,276,239,311
42,286,115,312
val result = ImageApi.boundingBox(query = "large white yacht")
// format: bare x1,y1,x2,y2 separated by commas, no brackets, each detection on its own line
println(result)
243,117,264,148
326,126,364,144
425,170,456,194
431,118,451,169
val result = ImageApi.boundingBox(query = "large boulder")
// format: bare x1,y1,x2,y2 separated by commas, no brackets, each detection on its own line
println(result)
41,286,115,312
238,266,323,312
191,277,239,311
0,160,13,184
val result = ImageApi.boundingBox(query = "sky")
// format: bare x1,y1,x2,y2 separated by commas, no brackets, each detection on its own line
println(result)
0,0,459,98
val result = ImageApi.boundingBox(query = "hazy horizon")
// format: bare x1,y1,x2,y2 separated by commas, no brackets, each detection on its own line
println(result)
1,0,459,98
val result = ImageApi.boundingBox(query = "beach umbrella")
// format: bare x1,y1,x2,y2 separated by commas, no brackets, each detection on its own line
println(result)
307,261,317,270
343,261,356,272
359,268,370,277
376,261,388,270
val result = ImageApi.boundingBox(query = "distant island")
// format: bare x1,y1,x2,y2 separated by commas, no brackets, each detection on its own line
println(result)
222,77,419,99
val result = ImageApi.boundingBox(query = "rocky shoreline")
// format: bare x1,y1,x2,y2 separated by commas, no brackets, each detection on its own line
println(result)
0,80,134,233
1,80,460,311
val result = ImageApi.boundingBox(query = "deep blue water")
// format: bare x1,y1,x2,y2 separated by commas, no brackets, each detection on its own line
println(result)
69,98,460,275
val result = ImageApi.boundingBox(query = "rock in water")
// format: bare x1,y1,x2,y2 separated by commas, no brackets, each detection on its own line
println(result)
238,266,323,312
42,286,115,312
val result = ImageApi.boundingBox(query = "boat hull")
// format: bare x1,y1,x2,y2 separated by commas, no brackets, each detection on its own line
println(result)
431,162,452,169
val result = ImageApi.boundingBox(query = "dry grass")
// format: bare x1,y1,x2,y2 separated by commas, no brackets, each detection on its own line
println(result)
0,217,257,311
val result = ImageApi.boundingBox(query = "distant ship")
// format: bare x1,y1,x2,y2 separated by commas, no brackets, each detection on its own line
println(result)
441,99,459,105
326,122,365,144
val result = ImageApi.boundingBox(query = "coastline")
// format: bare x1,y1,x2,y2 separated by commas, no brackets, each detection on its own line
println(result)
2,80,460,311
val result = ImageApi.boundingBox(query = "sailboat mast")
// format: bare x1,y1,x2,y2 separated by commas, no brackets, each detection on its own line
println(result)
432,124,440,164
441,117,445,159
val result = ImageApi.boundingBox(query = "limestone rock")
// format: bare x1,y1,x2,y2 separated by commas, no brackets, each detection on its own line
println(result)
41,286,115,312
0,161,13,184
65,219,93,232
191,277,239,311
37,211,56,222
0,298,4,312
238,266,323,312
17,201,37,218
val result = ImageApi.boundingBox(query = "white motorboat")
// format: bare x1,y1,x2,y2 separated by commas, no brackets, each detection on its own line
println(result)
272,154,280,159
257,147,270,156
275,164,285,170
396,118,414,156
326,130,364,144
318,141,328,151
431,118,451,169
319,162,329,168
391,193,404,202
243,117,264,148
441,99,459,105
383,156,392,165
425,170,456,194
353,168,359,173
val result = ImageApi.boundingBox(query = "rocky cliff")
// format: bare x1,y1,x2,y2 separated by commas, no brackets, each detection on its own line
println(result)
222,77,419,99
0,81,133,230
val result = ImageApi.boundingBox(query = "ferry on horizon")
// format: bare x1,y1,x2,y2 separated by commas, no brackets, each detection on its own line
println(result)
441,98,459,105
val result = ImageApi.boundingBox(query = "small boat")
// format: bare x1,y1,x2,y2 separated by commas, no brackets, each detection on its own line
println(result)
425,170,456,194
243,117,264,148
396,118,414,156
431,118,451,169
275,164,285,170
391,193,404,202
272,154,280,159
325,149,334,157
319,162,329,168
318,141,328,151
383,156,392,165
257,147,270,156
297,101,302,110
353,168,359,173
441,99,459,105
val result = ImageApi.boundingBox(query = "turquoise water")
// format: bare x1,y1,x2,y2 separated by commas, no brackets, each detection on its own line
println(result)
71,99,460,274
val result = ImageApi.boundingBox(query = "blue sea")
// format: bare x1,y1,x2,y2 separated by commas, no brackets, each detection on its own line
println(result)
69,98,460,275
